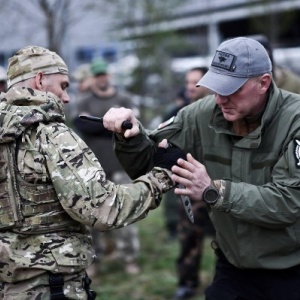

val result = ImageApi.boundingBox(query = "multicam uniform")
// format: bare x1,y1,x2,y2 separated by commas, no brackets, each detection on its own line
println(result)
0,87,174,299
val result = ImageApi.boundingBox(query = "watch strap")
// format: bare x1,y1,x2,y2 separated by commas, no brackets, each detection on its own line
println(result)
212,179,226,208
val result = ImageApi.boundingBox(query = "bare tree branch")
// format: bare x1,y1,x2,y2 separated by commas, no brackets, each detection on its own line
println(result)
0,0,98,54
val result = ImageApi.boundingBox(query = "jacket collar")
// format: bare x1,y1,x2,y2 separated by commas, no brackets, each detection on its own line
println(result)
209,81,280,148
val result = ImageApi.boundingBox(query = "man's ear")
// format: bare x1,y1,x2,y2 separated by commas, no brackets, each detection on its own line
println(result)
259,74,272,94
35,72,45,91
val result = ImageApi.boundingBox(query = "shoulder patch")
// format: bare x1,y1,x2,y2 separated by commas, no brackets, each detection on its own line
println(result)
294,139,300,167
158,116,175,129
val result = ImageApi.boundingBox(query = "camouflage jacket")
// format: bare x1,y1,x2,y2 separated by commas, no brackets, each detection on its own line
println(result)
0,87,174,283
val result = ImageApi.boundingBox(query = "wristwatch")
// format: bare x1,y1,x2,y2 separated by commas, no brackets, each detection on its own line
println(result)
203,183,220,205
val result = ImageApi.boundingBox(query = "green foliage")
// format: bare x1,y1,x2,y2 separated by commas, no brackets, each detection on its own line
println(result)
92,207,215,300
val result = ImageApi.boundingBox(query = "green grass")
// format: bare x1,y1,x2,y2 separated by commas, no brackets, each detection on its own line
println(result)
92,207,216,300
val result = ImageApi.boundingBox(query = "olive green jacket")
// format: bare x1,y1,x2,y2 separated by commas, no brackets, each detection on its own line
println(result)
114,82,300,269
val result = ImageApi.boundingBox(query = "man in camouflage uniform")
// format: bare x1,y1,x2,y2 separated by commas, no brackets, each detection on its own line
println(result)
0,46,181,299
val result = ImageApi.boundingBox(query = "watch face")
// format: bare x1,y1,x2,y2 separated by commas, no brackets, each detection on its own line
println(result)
204,187,219,204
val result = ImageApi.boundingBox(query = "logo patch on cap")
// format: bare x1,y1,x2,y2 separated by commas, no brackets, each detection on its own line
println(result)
211,51,236,72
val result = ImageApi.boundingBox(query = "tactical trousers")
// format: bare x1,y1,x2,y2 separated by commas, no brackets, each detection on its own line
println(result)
177,198,215,288
93,223,140,262
205,248,300,300
0,271,95,300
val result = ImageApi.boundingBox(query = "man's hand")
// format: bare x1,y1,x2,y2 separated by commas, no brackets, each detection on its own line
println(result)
171,153,211,201
153,139,187,170
103,107,140,138
155,140,194,222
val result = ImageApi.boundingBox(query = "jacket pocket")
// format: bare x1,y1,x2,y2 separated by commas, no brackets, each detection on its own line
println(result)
50,236,95,272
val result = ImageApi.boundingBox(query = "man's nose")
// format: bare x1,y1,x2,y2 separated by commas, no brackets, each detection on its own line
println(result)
62,91,70,104
215,94,228,105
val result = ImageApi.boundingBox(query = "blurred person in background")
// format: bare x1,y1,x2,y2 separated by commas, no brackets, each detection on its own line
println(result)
163,87,189,125
0,65,7,93
73,58,142,277
252,34,300,94
72,63,94,94
163,67,210,122
64,64,94,128
162,89,188,241
162,67,215,300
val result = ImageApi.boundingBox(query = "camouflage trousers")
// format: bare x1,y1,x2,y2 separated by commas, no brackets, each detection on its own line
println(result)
0,271,94,300
92,223,140,263
176,195,215,288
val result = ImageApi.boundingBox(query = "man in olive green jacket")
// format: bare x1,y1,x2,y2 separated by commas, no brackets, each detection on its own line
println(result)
103,37,300,300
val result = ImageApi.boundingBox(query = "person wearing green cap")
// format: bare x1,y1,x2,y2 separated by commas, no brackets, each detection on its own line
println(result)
0,45,186,299
72,57,142,277
90,58,108,75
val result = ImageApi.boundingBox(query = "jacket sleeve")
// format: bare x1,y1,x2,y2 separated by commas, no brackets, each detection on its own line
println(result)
218,137,300,229
112,124,156,179
38,122,174,231
113,115,187,179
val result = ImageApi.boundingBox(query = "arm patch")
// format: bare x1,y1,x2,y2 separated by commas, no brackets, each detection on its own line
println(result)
158,116,175,129
294,139,300,167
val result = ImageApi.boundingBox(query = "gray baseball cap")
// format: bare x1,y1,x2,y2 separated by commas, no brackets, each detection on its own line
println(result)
196,37,272,96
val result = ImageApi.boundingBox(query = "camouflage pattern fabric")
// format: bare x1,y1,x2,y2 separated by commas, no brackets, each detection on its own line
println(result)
7,46,68,89
0,87,174,298
94,171,140,265
0,271,87,300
